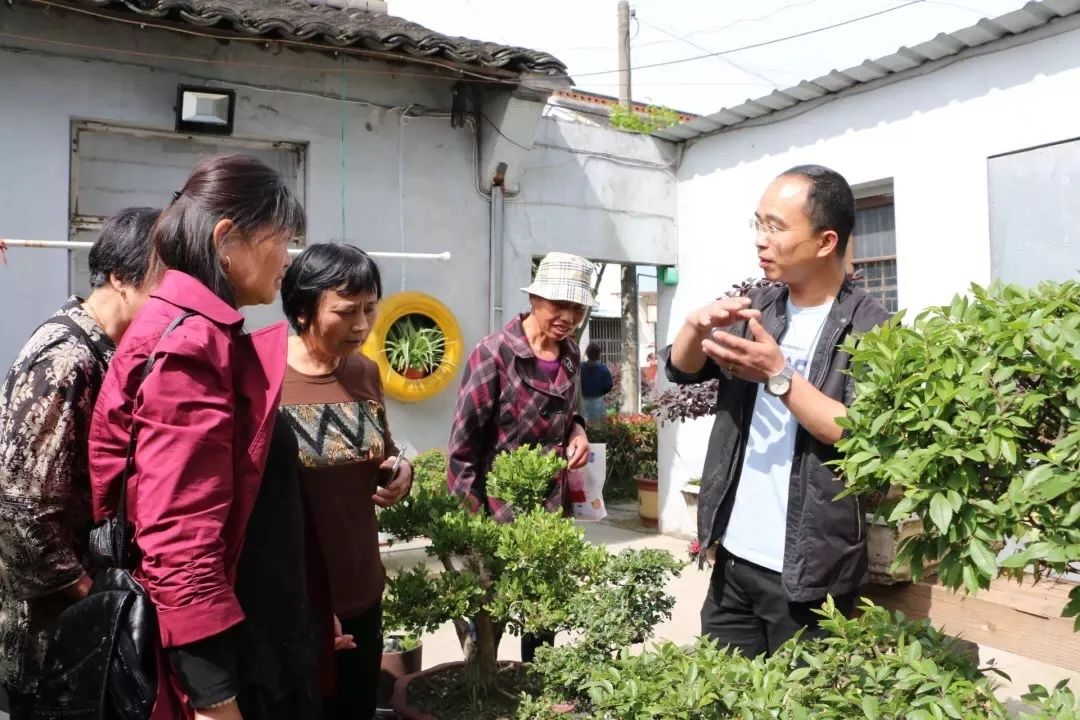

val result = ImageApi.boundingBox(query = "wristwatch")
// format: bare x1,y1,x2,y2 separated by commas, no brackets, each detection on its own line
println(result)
765,364,794,397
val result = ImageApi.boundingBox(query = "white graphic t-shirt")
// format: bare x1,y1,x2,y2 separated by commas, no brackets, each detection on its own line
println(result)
722,299,833,572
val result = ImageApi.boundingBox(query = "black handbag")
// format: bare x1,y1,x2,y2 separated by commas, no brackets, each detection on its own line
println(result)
32,312,194,720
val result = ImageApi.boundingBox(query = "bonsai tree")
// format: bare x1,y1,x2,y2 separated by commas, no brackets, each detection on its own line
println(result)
379,445,683,710
835,281,1080,626
384,317,446,378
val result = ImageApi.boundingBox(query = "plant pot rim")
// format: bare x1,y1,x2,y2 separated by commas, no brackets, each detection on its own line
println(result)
391,660,525,720
681,484,700,495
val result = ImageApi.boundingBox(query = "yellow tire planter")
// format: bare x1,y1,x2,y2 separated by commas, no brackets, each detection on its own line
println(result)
361,292,464,403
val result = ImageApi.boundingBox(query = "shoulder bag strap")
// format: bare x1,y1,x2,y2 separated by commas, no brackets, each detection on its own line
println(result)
114,312,196,544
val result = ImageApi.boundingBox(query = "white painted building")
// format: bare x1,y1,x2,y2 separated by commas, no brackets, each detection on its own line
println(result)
653,0,1080,536
0,0,676,453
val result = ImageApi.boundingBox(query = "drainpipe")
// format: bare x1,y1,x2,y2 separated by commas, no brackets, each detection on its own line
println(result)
489,161,507,334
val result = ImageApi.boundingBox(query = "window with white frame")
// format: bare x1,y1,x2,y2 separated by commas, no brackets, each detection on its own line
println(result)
69,121,307,296
852,194,898,312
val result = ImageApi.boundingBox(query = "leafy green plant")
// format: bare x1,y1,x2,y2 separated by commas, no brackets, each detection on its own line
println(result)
610,103,681,134
378,446,681,707
528,548,686,703
835,281,1080,625
520,600,1022,720
589,414,658,501
487,445,567,513
1020,681,1080,719
384,317,446,375
384,633,422,653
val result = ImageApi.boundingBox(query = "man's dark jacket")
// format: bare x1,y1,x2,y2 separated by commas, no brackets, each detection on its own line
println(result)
662,281,891,602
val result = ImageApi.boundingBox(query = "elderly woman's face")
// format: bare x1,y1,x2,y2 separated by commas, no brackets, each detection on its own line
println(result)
305,287,379,359
529,296,587,342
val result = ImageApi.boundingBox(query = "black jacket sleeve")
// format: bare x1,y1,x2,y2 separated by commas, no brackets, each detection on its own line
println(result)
167,627,238,709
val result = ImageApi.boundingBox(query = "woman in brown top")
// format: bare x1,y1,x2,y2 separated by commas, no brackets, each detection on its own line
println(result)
279,243,413,720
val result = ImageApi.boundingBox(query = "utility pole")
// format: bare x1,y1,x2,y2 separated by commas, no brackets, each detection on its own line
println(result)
617,1,640,412
617,0,632,108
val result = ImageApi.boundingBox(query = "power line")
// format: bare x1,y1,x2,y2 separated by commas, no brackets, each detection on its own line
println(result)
635,17,778,87
575,0,926,77
633,0,833,50
478,111,534,151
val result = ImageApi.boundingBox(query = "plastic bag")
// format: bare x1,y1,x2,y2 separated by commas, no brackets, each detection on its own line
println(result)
568,443,607,521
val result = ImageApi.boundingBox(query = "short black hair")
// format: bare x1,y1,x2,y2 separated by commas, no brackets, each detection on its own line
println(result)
88,207,161,289
281,243,383,333
585,343,602,362
780,165,855,255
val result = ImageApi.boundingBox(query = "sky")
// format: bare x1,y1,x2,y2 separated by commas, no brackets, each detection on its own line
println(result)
396,0,1033,116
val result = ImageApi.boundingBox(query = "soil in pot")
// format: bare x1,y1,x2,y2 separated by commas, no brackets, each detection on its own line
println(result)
395,661,542,720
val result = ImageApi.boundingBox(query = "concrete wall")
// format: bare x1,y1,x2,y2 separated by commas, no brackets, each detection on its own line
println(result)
659,17,1080,535
500,117,679,322
0,5,680,453
0,6,485,452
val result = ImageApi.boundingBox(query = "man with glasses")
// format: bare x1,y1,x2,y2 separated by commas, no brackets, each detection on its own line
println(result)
663,165,891,657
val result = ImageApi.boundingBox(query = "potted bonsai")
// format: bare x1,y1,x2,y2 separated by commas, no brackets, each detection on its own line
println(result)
836,280,1080,616
612,414,659,528
377,445,682,719
384,317,446,379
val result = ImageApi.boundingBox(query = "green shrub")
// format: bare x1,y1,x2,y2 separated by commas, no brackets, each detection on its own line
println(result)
835,281,1080,625
521,601,1015,719
590,414,658,501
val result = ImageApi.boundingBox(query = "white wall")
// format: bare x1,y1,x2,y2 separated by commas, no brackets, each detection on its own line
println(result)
500,117,679,322
659,17,1080,535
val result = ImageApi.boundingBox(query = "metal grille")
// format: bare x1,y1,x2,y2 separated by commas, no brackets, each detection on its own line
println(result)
588,317,623,364
853,201,898,312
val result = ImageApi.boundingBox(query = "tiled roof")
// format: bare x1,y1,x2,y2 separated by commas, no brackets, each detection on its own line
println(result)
35,0,569,77
656,0,1080,142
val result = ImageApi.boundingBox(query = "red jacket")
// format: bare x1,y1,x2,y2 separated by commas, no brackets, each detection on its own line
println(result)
89,270,287,719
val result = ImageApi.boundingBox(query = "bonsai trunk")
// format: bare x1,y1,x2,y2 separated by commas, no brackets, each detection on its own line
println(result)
470,610,499,680
457,610,500,692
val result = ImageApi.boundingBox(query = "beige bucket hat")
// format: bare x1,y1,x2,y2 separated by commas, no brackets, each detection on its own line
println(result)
522,252,597,307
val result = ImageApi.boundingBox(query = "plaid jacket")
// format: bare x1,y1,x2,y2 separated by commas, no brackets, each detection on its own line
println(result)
448,315,583,522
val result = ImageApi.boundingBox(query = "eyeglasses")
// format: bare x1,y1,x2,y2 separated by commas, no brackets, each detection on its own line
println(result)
748,217,786,237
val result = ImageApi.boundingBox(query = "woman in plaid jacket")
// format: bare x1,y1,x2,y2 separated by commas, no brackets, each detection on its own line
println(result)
447,252,595,660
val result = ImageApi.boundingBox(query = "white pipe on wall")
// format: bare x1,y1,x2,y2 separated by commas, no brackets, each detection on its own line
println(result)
0,239,451,261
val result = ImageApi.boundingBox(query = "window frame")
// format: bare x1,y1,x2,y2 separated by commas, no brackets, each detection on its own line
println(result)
852,191,898,312
68,120,308,295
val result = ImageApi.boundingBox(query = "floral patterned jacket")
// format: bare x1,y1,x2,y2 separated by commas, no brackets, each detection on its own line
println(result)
0,298,113,692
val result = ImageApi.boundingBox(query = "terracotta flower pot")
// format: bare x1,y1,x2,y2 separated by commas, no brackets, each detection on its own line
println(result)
636,477,659,528
377,637,423,710
402,367,427,380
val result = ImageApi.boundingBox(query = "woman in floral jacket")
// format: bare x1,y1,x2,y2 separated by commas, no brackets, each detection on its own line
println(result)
0,208,158,717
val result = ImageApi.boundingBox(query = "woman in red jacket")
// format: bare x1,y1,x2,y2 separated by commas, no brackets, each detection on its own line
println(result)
89,155,304,720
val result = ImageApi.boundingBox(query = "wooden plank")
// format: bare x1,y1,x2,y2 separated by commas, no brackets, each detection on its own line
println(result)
863,578,1080,672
